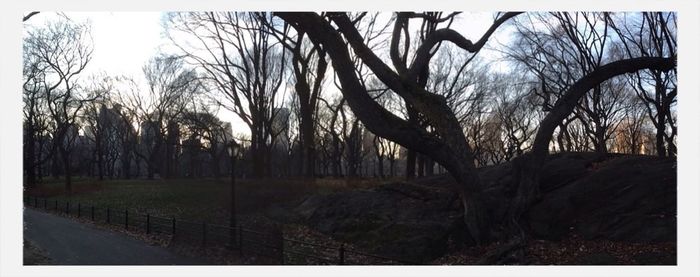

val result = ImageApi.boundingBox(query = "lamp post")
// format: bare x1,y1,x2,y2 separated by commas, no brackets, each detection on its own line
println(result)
227,140,240,249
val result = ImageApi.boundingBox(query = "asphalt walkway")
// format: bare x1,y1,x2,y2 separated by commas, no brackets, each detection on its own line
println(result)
23,208,207,265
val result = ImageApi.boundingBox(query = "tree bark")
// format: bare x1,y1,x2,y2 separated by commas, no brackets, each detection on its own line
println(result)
60,148,72,194
417,154,425,178
405,150,416,179
24,124,37,188
425,157,435,176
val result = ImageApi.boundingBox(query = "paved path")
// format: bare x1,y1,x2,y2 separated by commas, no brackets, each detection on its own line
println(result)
23,208,207,265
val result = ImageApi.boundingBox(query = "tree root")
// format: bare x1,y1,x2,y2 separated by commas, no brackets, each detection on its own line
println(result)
476,239,529,265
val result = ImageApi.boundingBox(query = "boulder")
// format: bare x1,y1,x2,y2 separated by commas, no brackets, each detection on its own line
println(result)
291,152,676,262
528,154,676,242
295,182,462,263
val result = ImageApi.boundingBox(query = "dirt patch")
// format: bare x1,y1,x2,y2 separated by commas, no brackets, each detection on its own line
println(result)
23,239,52,265
433,233,676,265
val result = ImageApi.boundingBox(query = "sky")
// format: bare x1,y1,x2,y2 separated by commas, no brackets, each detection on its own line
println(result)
23,11,513,137
24,12,166,80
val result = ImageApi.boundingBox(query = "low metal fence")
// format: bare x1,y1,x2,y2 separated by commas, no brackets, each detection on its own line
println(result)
23,195,417,265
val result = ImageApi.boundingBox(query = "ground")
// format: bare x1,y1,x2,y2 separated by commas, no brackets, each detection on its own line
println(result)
23,156,676,265
23,239,51,265
435,234,676,265
24,177,393,264
25,177,381,223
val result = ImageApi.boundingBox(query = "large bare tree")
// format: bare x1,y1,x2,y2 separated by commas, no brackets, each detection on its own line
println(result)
267,22,329,178
277,11,520,244
24,18,94,193
607,12,677,157
116,56,199,179
276,12,675,248
166,12,288,177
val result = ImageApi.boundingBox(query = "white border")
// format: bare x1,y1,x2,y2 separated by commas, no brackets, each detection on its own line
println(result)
1,1,699,277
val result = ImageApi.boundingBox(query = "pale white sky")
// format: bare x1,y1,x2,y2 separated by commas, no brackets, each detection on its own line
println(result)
24,12,166,80
23,12,513,137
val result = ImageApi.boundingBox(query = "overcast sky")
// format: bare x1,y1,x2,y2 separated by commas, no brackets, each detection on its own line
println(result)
23,12,513,136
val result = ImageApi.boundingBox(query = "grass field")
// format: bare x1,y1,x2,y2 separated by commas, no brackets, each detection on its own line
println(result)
24,177,390,224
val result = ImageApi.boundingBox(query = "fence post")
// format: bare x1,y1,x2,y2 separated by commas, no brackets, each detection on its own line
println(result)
44,198,47,210
77,203,81,218
65,201,69,215
34,197,37,208
202,222,207,247
125,210,129,230
277,229,284,265
91,206,95,221
54,200,58,211
339,243,345,265
228,225,235,250
146,214,151,234
172,218,176,235
107,208,111,224
238,226,243,255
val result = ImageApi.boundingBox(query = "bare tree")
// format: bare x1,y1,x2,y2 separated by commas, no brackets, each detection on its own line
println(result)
508,12,632,154
317,96,346,177
166,12,288,177
24,18,94,193
382,138,401,177
109,77,140,179
492,74,538,161
179,104,232,179
613,95,650,154
80,74,114,180
607,12,677,157
23,39,53,187
267,21,329,178
277,11,520,243
116,56,199,179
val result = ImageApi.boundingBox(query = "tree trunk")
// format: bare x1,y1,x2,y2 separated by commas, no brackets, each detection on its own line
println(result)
97,148,104,181
426,158,435,176
453,169,489,245
250,127,264,178
656,110,667,157
299,95,316,178
51,153,60,179
147,155,155,179
417,154,425,178
594,128,608,154
24,127,36,188
122,156,131,179
211,153,221,179
332,135,341,178
405,150,416,179
405,105,419,179
60,148,72,194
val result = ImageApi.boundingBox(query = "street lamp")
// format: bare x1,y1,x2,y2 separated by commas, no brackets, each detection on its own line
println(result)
227,140,240,249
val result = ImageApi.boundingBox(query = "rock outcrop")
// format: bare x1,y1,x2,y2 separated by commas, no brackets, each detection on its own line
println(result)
292,152,677,262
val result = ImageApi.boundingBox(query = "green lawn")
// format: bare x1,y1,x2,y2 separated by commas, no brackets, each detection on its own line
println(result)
25,177,388,224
